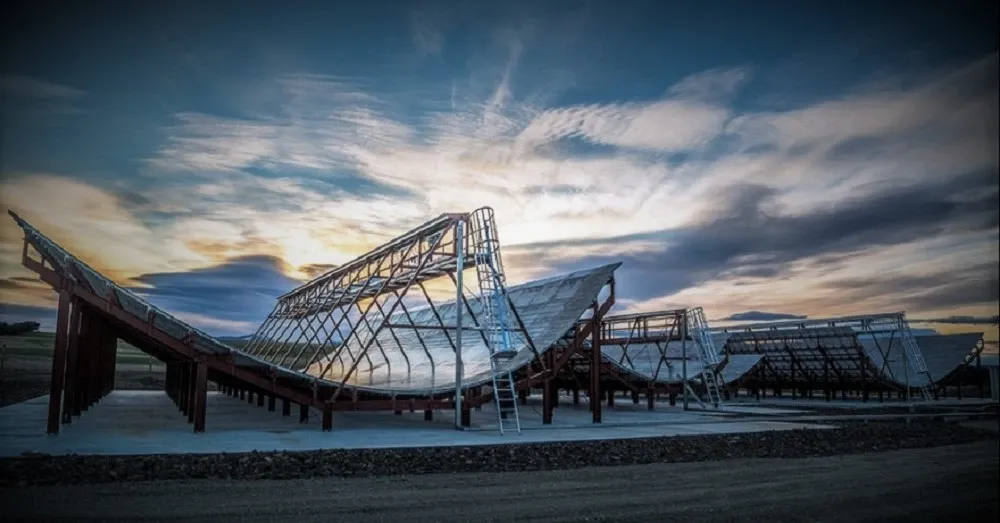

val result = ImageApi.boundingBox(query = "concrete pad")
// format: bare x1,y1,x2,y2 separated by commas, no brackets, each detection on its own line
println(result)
0,391,834,457
727,397,998,410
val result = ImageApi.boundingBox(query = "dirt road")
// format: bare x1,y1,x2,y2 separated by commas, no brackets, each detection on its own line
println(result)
1,441,997,522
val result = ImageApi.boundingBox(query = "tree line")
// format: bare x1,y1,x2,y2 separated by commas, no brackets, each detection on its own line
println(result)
0,321,42,336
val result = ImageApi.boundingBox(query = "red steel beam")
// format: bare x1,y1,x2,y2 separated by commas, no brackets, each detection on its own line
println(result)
23,255,318,408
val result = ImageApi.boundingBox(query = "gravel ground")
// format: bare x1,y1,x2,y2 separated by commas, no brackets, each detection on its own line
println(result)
0,419,996,487
727,403,999,418
1,441,996,522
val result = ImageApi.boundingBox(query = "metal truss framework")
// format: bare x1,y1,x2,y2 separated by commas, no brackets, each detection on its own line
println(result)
721,327,883,401
591,308,726,409
9,208,629,434
242,211,483,395
528,307,736,414
713,312,937,402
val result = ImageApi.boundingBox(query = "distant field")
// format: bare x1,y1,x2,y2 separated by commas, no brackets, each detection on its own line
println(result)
0,332,166,406
0,332,336,371
0,331,159,367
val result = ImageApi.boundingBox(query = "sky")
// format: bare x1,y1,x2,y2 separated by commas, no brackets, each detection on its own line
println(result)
0,0,997,340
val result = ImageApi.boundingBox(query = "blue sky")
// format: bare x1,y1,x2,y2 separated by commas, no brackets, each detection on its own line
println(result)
0,0,997,337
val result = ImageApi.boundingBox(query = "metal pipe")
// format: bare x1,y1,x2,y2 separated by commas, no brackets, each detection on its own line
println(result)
681,309,689,410
454,219,465,429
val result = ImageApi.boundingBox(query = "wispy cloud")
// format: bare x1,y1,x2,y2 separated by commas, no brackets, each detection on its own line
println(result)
114,51,1000,314
515,68,748,153
410,5,447,57
1,12,996,337
716,311,808,323
0,75,87,100
0,174,207,281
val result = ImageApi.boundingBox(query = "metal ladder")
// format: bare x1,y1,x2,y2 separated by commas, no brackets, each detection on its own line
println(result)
896,316,935,401
470,208,521,434
688,307,723,408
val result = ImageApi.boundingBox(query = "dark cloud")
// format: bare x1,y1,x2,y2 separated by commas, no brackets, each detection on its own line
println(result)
825,135,889,162
0,275,55,303
721,266,783,280
718,311,808,322
0,303,57,331
823,261,999,312
509,167,998,309
126,254,301,333
902,278,1000,312
0,279,31,291
912,316,998,325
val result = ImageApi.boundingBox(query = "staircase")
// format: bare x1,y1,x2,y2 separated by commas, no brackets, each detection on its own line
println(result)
687,307,722,408
895,316,935,401
469,208,521,434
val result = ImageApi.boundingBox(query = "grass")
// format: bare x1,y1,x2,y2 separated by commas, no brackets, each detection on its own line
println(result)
0,332,160,367
0,332,336,370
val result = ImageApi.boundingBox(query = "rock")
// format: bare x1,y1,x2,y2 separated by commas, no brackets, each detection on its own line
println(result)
0,419,995,487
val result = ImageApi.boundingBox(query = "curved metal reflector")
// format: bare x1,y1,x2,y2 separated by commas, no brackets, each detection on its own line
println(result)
309,263,621,394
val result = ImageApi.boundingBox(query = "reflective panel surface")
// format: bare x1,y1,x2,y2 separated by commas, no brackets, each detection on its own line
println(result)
305,263,621,393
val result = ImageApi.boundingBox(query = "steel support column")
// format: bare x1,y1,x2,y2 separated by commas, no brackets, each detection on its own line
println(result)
61,299,82,424
73,308,93,417
46,291,72,435
187,362,197,424
542,353,554,425
461,389,472,427
590,305,602,424
193,361,208,433
322,406,333,431
179,362,189,416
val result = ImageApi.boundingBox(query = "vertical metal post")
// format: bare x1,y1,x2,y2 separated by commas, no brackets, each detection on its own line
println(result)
454,219,465,429
902,334,911,403
591,304,602,424
47,291,72,435
193,361,207,433
681,309,689,410
62,299,81,424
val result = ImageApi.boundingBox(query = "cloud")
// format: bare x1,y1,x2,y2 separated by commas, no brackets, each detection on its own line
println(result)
0,75,90,129
913,316,998,326
0,275,56,309
126,254,303,334
0,174,207,282
410,5,448,57
717,311,808,322
0,75,87,100
149,51,999,322
820,259,999,313
513,167,997,307
514,68,748,153
0,303,58,331
2,38,997,334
